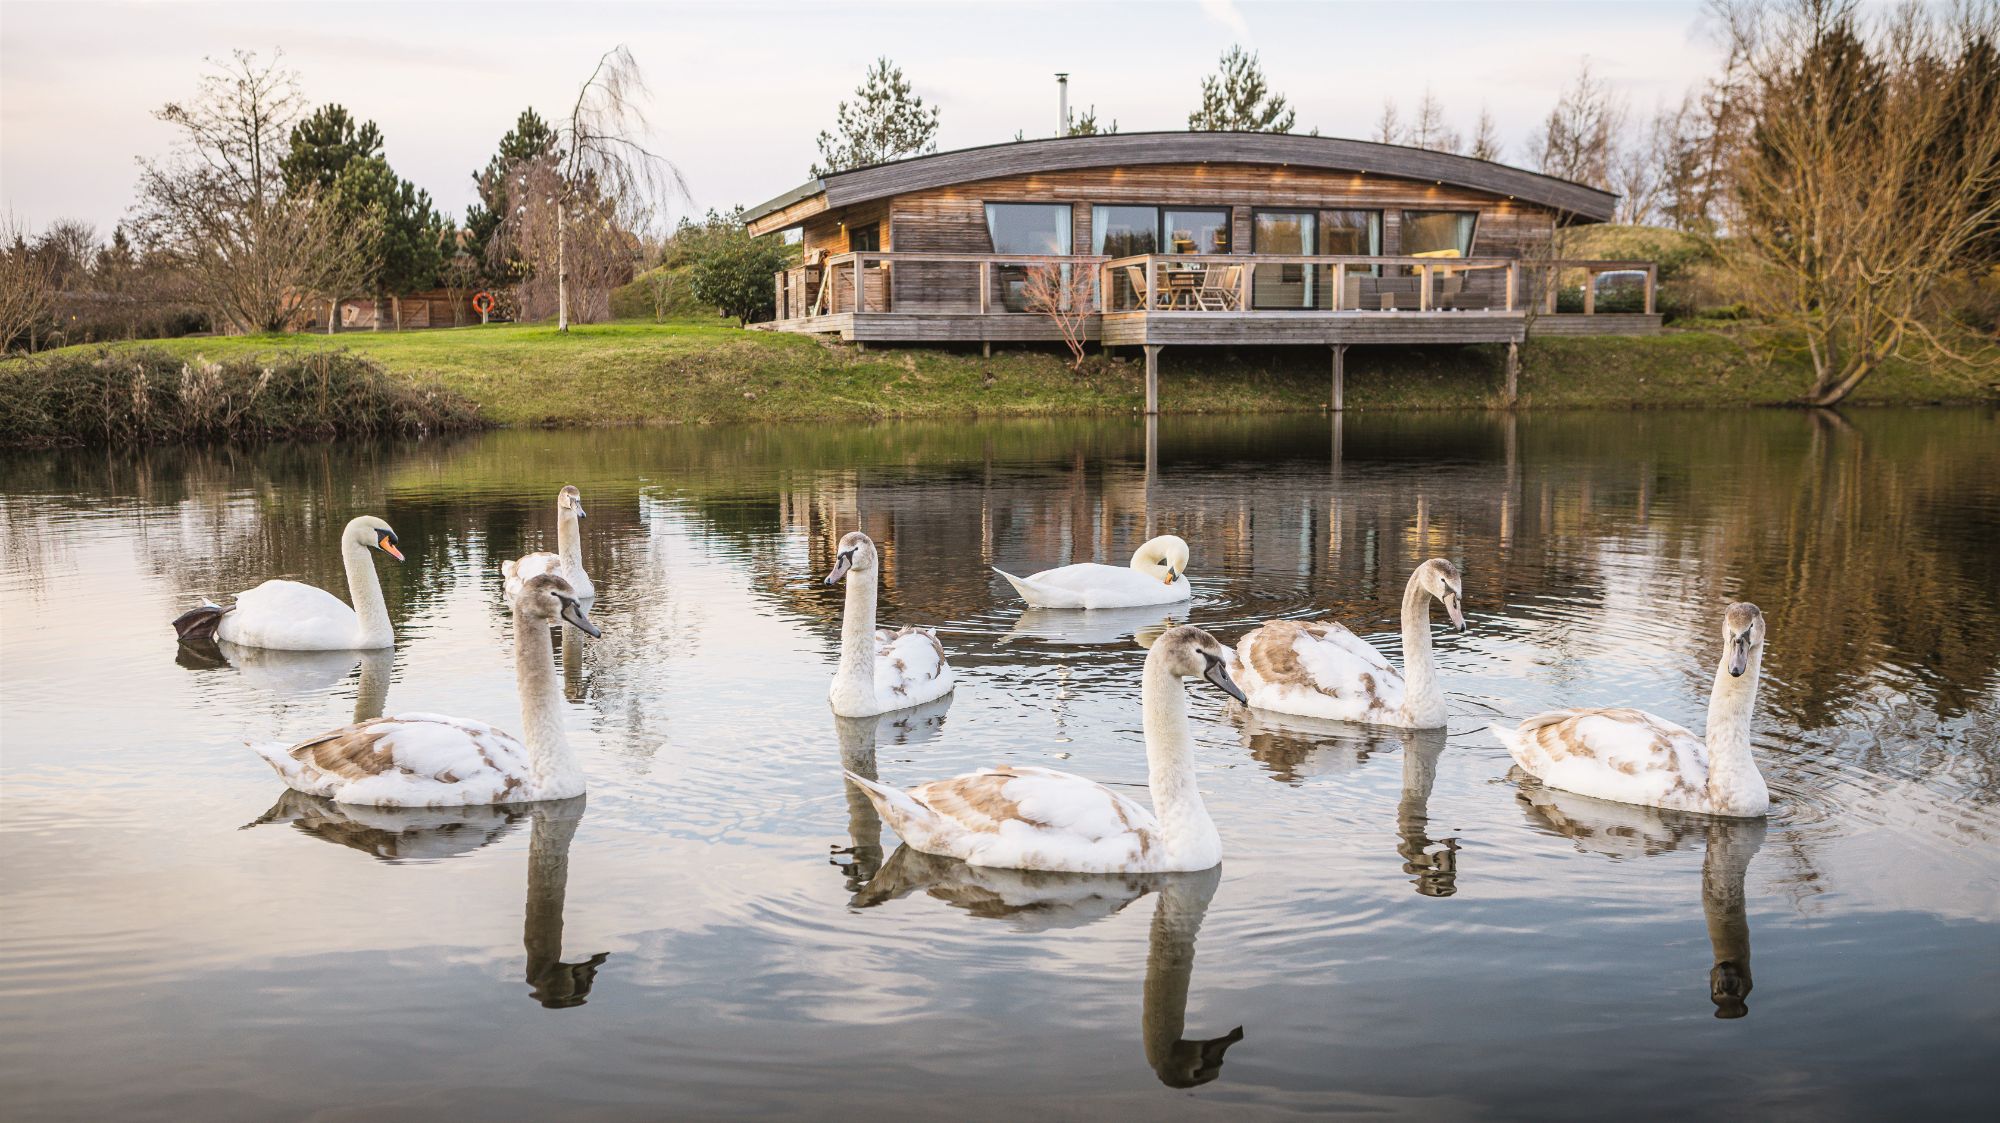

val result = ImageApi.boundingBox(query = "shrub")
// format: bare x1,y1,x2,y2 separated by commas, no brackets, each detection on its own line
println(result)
0,347,485,447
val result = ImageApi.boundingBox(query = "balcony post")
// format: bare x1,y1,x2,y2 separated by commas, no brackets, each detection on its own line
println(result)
1147,256,1159,312
979,260,990,315
1144,344,1162,414
1334,263,1346,311
1645,264,1657,315
1506,262,1518,313
1583,266,1596,315
1239,257,1252,310
1419,264,1431,312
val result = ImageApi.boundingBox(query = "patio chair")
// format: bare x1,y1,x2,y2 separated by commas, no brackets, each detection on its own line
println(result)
1122,265,1155,311
1196,265,1242,311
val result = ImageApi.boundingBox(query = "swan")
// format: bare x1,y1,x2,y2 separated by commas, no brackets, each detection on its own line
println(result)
503,485,594,601
824,530,955,718
171,515,403,650
1492,602,1771,817
248,571,601,808
995,534,1192,609
1229,558,1467,728
846,625,1244,874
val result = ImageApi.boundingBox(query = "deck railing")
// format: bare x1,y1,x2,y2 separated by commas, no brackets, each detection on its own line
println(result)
771,252,1655,320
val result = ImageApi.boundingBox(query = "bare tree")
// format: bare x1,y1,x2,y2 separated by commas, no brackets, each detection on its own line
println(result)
1372,99,1403,145
1469,106,1504,162
496,153,641,324
1,215,58,351
1525,59,1627,189
1724,0,2000,405
1021,262,1095,370
1408,88,1462,153
1614,107,1675,224
544,46,687,331
132,51,372,333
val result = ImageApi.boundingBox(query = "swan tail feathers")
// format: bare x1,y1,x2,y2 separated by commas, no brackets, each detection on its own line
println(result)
248,740,307,786
1488,721,1528,762
843,771,942,838
992,567,1041,604
172,600,231,643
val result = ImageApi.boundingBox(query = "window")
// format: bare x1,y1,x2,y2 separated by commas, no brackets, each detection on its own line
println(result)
848,222,880,252
1252,210,1315,309
1401,211,1476,258
1162,208,1230,255
985,203,1073,311
1320,210,1382,305
1091,205,1160,257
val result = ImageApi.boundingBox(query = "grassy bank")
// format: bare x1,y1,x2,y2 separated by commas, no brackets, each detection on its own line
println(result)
0,348,484,447
5,317,1992,440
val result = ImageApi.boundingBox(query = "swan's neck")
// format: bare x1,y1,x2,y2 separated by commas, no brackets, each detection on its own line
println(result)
342,537,394,648
1702,650,1767,810
1142,661,1219,867
833,568,879,703
556,507,585,578
1398,574,1445,727
515,608,584,797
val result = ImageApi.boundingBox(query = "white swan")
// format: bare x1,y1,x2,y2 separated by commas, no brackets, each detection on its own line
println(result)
1229,558,1467,729
171,515,403,650
1492,602,1771,817
249,572,601,808
824,531,955,718
995,534,1192,609
847,625,1244,873
503,485,593,601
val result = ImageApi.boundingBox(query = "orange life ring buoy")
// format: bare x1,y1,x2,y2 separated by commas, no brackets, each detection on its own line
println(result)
472,291,495,314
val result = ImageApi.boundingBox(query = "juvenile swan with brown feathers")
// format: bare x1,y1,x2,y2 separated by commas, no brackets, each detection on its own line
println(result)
171,515,403,650
847,625,1244,874
248,571,601,808
1230,558,1467,729
1492,603,1772,817
824,531,956,718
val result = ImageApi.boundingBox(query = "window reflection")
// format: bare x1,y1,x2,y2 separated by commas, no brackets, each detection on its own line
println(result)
986,203,1074,311
1402,211,1476,257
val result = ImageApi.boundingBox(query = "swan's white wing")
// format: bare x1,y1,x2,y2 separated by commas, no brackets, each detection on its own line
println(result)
849,765,1163,873
1496,708,1710,809
873,626,954,709
216,579,360,650
995,563,1191,609
252,713,533,808
502,552,568,600
1233,620,1406,724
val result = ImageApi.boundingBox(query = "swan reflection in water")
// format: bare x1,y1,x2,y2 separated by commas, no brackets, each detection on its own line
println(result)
1001,604,1189,648
1513,776,1765,1018
853,852,1243,1088
829,697,954,890
180,644,395,723
243,794,609,1009
1238,713,1460,897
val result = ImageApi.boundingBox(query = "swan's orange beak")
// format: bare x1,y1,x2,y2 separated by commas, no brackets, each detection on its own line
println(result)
1163,565,1179,585
378,534,404,561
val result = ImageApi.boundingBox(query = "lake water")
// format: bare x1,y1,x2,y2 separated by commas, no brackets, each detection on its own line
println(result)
2,409,1997,1120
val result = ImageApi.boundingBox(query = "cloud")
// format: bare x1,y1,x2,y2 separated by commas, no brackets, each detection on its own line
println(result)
1199,0,1252,43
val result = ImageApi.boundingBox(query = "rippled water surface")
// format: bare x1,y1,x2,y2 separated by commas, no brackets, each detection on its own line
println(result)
3,410,1998,1120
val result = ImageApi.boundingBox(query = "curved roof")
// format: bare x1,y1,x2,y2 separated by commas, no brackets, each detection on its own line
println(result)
745,131,1618,230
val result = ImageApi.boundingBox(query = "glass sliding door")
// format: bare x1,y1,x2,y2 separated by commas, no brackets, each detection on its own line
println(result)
1093,205,1159,309
1252,210,1315,309
1318,210,1381,307
985,202,1073,311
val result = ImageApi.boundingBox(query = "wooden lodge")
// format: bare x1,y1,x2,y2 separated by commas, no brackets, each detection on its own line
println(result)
743,132,1660,408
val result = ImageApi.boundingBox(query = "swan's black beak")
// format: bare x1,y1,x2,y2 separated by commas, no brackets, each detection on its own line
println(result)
559,596,601,638
1728,636,1750,677
573,502,586,520
1201,652,1246,704
825,549,856,585
377,531,404,562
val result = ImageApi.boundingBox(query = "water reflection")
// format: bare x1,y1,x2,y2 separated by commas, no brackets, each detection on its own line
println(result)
1515,778,1764,1018
1001,604,1189,647
829,701,952,890
240,793,608,1009
179,644,395,722
854,852,1241,1087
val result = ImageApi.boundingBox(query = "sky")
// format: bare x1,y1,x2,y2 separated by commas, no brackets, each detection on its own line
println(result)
0,0,1728,235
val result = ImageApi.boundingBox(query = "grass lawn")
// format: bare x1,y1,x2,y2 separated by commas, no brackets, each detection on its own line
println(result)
15,316,1994,430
